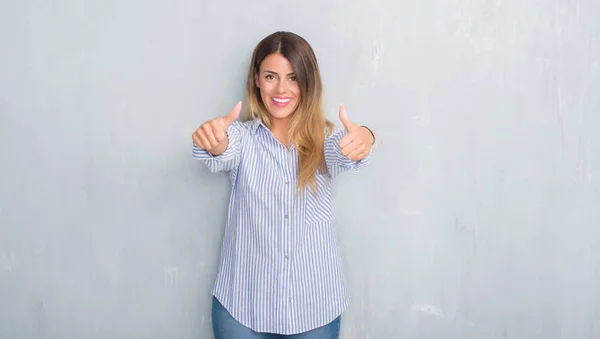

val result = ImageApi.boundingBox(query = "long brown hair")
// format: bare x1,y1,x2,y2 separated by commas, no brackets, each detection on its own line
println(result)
244,31,333,193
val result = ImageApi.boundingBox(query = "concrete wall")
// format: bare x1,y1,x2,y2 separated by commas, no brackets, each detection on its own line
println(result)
1,0,599,338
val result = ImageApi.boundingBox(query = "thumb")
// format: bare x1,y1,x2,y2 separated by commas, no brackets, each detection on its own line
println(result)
339,104,356,131
223,101,242,128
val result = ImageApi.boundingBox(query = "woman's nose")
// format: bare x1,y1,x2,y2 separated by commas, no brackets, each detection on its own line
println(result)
276,80,286,93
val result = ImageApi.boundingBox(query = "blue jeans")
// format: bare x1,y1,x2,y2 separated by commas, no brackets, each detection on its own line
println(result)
211,296,341,339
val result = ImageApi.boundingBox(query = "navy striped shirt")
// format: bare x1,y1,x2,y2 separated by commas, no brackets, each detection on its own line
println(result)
193,118,372,334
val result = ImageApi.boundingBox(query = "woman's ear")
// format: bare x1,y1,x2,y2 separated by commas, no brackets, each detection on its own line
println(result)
254,73,260,88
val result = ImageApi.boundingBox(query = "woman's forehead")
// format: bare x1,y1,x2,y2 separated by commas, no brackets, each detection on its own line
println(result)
260,53,294,73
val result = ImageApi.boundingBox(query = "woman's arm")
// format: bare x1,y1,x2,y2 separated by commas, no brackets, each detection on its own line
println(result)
325,104,375,179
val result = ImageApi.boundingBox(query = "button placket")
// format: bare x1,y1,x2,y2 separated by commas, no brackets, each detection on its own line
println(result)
283,146,295,325
283,148,293,224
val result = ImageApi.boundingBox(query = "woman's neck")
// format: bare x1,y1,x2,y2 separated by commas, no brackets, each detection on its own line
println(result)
270,117,291,149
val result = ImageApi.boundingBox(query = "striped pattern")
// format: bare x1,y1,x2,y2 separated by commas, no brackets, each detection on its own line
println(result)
193,118,371,335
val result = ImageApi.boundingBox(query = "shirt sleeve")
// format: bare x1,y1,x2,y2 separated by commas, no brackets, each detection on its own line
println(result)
192,122,242,173
324,126,374,180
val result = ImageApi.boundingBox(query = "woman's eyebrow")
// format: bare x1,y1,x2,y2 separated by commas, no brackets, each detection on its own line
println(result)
264,70,295,76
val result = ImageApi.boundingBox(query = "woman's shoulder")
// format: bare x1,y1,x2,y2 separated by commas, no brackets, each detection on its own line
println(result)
230,118,261,133
325,121,345,139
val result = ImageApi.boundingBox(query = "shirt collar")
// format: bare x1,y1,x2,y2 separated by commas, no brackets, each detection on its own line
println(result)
247,118,264,134
250,118,295,151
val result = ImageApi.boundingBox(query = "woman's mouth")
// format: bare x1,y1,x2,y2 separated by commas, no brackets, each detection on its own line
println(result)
272,97,291,107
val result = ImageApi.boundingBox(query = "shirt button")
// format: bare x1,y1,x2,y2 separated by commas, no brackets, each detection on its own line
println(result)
285,255,289,260
285,181,289,184
284,215,289,219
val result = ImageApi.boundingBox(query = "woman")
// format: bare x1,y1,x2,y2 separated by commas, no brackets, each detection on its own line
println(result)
192,31,375,339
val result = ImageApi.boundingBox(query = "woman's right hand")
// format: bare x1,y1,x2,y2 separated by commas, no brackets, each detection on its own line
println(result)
192,101,241,156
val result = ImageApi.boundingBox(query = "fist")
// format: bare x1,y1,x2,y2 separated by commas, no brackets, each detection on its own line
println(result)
338,104,374,161
192,101,241,151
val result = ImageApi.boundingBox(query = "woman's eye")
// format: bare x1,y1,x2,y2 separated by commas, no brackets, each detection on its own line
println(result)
289,76,297,81
265,75,275,80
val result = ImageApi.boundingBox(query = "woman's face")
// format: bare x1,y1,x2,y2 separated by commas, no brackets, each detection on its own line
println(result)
255,53,301,121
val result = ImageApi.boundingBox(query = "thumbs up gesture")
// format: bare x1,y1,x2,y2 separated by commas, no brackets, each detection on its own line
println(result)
192,101,241,155
338,104,375,161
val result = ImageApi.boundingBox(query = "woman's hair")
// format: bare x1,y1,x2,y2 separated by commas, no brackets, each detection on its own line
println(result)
244,31,333,193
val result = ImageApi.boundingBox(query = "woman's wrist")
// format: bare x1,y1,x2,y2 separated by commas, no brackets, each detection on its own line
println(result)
360,125,375,145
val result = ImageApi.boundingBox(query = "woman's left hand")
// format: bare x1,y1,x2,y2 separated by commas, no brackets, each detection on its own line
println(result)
338,104,375,161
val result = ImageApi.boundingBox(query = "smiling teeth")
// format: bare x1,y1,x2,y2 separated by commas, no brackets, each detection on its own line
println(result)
273,98,290,103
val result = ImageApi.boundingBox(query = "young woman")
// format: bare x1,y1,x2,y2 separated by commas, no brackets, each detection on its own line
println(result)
192,31,376,339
